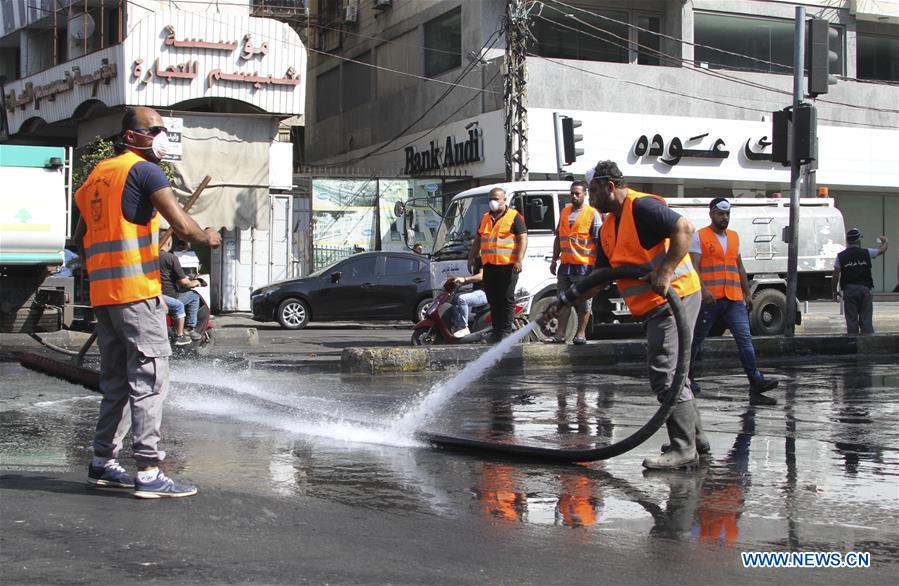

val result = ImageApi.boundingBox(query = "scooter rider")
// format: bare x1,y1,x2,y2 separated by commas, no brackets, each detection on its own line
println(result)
450,258,486,339
546,160,708,470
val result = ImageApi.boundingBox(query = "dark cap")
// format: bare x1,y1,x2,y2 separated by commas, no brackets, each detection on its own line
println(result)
709,197,731,211
846,228,862,242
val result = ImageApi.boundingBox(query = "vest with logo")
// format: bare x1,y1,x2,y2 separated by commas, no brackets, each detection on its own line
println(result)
837,246,873,288
479,208,521,266
74,151,162,307
599,189,700,317
559,204,598,267
698,227,743,301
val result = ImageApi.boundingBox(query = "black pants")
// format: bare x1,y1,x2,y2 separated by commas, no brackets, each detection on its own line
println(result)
483,264,519,340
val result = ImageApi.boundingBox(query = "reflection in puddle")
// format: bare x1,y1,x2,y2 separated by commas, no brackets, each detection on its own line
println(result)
2,360,898,561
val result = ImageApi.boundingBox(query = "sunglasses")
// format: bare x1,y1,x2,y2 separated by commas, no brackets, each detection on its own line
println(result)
132,126,168,136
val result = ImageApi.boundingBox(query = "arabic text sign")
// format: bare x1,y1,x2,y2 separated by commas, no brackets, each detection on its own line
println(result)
161,116,183,161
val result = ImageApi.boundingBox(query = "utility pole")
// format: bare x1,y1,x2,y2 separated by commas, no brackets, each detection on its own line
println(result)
784,6,805,337
504,0,529,181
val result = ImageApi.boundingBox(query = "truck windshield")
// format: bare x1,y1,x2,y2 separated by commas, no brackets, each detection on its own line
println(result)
431,195,489,261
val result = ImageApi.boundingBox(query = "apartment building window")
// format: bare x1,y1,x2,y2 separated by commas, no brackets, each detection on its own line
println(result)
857,33,899,82
316,67,340,120
424,7,461,77
694,12,844,76
532,9,662,65
342,51,372,111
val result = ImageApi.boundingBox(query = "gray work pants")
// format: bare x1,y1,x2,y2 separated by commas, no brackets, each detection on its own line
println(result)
643,291,701,403
93,296,172,466
842,284,874,335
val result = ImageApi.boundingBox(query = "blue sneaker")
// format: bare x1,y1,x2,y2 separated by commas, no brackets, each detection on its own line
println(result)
87,459,134,489
134,470,198,499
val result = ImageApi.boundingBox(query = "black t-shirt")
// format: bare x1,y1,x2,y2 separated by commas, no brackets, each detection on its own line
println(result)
595,196,683,268
159,250,187,297
122,162,171,224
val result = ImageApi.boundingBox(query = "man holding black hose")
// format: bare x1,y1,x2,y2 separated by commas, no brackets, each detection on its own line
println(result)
546,160,708,470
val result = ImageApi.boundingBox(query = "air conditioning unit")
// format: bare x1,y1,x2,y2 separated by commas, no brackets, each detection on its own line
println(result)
344,0,358,23
374,0,392,9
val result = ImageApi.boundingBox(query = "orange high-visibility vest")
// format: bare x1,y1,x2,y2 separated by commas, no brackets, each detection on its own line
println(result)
558,204,598,266
74,151,162,307
479,208,521,266
697,227,743,301
599,189,700,317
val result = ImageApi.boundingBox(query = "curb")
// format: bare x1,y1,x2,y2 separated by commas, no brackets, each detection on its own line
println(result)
340,333,899,374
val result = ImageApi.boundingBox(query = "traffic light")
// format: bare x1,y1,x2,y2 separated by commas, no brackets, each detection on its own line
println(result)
771,103,817,166
807,18,838,97
561,116,584,165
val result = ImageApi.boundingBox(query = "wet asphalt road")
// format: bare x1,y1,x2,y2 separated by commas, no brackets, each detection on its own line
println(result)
1,357,898,584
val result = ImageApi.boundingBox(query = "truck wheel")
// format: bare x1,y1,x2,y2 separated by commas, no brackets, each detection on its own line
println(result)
530,297,577,341
750,289,787,335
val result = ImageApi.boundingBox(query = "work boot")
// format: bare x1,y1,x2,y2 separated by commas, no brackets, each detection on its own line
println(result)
750,392,778,406
750,379,779,394
661,402,710,455
643,401,699,470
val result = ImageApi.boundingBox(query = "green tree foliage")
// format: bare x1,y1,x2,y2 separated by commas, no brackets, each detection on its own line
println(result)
73,137,176,192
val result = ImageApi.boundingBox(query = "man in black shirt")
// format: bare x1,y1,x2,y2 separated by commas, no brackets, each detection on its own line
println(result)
160,238,204,342
832,228,888,334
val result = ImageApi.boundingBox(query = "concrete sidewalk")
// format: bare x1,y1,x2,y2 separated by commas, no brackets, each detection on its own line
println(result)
2,300,896,374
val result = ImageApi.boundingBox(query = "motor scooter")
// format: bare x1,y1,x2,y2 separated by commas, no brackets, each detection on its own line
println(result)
411,278,532,345
165,278,214,354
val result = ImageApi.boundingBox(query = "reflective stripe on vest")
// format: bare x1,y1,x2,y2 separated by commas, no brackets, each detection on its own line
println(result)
559,204,598,266
599,189,700,317
74,151,163,306
479,208,521,266
698,227,743,301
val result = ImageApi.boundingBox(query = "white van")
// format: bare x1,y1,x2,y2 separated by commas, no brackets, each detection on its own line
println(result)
426,182,845,337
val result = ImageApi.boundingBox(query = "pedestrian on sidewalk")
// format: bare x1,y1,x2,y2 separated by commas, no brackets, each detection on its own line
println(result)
688,198,778,406
548,160,708,470
546,180,601,345
468,187,528,343
74,106,221,498
832,229,888,335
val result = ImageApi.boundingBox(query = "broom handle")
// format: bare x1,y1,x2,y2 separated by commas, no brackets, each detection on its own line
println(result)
159,175,213,249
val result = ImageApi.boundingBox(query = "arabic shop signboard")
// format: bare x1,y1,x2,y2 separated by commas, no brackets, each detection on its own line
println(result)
124,12,306,114
404,123,484,176
2,12,306,135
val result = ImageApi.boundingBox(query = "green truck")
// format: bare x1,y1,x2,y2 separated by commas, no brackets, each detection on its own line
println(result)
0,144,75,333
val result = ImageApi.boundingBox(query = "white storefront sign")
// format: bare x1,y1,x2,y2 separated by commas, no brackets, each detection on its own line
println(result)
527,108,899,190
3,12,306,135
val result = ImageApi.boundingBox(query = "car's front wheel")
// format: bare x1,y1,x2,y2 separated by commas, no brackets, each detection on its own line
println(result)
277,298,310,330
414,297,433,323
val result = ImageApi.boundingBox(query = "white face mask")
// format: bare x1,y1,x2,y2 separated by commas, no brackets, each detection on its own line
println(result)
488,200,502,212
133,131,171,161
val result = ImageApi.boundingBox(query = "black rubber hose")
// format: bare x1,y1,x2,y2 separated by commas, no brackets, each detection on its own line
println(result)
418,266,690,462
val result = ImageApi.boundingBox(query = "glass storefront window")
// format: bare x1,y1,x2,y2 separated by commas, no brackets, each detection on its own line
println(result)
424,8,461,77
694,12,844,76
857,33,899,82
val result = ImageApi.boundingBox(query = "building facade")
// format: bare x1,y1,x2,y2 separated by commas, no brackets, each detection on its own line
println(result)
1,0,309,310
303,0,899,291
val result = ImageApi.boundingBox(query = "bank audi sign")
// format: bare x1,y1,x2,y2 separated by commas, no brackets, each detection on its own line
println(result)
404,123,483,175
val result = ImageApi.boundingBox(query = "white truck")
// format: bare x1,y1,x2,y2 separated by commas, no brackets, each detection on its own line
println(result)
0,144,75,333
426,181,845,337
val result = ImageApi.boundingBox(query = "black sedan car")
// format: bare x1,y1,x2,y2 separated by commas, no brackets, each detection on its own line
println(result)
250,251,432,329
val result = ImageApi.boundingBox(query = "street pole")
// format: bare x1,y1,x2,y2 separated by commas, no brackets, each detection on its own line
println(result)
785,6,805,337
503,0,528,182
